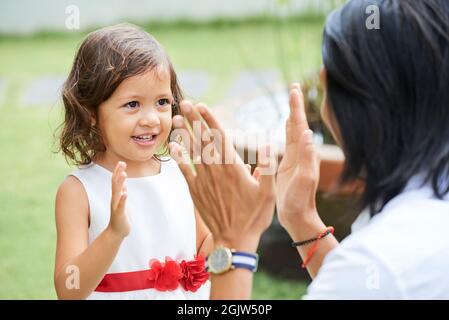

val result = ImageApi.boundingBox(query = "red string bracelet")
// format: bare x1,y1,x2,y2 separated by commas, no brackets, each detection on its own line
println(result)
301,226,335,269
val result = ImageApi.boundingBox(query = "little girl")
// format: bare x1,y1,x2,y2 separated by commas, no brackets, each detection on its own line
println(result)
54,24,213,299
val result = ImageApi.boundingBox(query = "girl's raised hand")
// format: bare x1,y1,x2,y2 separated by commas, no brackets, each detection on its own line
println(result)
108,161,131,238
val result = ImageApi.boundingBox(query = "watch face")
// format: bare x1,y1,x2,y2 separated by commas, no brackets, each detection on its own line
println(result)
208,247,232,274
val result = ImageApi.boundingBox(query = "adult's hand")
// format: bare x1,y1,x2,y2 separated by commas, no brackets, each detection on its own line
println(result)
169,101,277,253
276,83,338,279
276,83,322,234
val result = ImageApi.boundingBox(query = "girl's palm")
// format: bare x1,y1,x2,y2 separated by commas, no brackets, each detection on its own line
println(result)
109,161,131,237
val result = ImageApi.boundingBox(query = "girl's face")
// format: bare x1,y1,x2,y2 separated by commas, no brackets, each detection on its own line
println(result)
95,67,173,163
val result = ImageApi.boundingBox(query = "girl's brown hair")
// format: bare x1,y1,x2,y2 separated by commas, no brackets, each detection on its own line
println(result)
58,23,182,166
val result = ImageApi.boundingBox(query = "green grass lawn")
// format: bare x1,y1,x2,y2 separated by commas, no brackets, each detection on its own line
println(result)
0,17,323,299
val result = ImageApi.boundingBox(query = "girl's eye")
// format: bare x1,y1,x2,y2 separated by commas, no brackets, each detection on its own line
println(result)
156,98,171,108
125,101,139,109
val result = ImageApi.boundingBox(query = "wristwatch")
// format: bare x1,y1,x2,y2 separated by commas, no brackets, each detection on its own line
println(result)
206,246,259,274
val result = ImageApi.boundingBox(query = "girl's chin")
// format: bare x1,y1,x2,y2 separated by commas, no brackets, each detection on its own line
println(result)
132,145,166,161
134,149,158,160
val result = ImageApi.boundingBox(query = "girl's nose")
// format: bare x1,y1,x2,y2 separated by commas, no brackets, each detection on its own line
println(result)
138,107,160,127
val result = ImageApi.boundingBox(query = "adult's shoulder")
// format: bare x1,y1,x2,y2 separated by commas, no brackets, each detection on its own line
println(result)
304,187,449,299
347,188,449,268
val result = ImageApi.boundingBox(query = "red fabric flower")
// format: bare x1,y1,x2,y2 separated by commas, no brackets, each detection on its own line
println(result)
179,255,210,292
148,257,183,291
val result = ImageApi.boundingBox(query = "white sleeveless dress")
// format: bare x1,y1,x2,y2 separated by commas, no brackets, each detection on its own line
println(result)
70,158,211,300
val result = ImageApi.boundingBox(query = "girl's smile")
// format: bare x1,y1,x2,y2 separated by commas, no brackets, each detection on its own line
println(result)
131,132,159,147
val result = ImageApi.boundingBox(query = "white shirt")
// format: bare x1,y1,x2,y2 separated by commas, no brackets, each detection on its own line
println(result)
303,176,449,299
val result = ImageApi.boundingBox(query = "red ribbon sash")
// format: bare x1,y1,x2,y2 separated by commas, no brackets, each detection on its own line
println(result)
95,256,209,293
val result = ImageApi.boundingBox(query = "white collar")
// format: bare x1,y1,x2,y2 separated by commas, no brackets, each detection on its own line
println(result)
350,174,446,233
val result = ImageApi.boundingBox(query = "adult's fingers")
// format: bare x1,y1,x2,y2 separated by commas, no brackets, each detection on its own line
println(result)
197,103,244,166
179,101,212,172
283,88,301,166
286,90,299,146
257,145,277,194
172,115,195,161
196,103,227,162
196,103,226,133
169,141,196,186
290,83,300,90
253,167,261,181
289,83,309,131
179,100,207,141
172,114,218,173
298,91,309,132
283,83,310,168
298,129,318,174
179,101,202,162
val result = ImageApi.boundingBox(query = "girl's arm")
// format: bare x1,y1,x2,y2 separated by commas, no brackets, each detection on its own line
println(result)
54,162,129,300
195,208,214,257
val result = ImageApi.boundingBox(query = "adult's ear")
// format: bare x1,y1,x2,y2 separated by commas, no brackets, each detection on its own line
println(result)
320,66,328,122
319,66,343,148
320,66,327,87
90,114,96,126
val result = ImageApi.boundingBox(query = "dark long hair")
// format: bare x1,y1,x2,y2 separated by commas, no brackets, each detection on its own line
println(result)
322,0,449,216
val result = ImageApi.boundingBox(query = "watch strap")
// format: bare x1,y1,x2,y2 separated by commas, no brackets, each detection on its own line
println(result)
231,251,259,272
